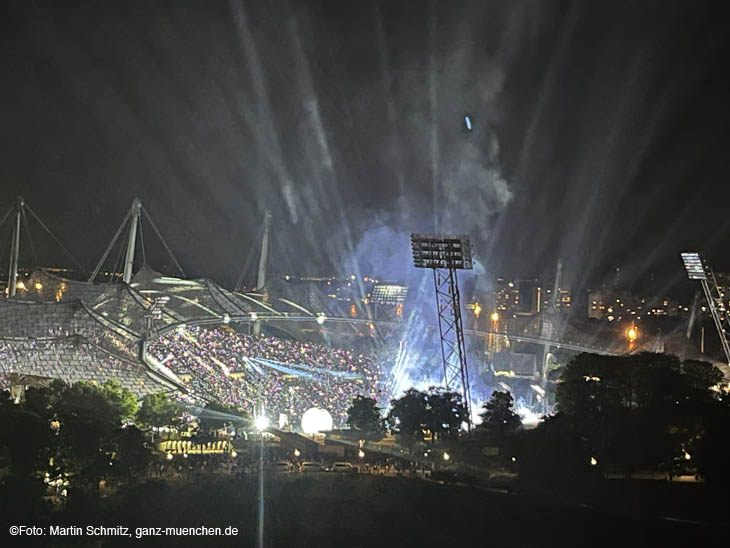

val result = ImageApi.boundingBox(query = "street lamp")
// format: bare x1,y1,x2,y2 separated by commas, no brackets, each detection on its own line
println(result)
293,448,300,458
255,416,269,431
490,311,499,323
358,449,365,459
443,452,450,462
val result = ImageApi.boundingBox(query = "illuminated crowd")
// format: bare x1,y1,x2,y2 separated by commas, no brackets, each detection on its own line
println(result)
147,326,386,427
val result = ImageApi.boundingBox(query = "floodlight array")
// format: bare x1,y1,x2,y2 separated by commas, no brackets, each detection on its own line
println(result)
410,234,473,270
371,283,409,305
681,252,707,280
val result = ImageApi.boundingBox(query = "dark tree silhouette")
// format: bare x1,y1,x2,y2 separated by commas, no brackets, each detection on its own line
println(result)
346,395,386,441
477,391,521,438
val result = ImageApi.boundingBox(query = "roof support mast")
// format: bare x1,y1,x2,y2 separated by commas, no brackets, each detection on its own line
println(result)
253,210,271,336
7,197,23,298
123,198,142,284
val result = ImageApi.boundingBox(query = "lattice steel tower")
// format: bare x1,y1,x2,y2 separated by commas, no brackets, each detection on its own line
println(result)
681,252,730,367
411,233,473,425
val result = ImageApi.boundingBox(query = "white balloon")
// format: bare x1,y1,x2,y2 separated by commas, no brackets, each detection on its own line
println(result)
301,408,333,434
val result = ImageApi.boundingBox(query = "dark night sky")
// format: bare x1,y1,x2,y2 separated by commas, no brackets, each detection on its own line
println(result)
1,0,729,298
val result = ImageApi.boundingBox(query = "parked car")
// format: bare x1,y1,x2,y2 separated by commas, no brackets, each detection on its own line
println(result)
270,461,293,472
330,462,354,473
299,461,323,473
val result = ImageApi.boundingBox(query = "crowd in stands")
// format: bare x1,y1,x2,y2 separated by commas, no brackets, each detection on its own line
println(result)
147,326,386,427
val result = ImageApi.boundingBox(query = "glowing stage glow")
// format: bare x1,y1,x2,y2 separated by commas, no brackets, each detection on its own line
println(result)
301,407,333,434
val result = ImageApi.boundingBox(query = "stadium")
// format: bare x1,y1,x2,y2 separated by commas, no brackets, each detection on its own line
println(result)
2,200,711,431
0,263,393,429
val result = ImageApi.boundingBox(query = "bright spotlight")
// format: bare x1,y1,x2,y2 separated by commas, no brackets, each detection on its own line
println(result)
231,451,238,458
358,449,365,459
590,456,598,466
316,314,326,325
301,408,333,434
255,416,269,431
166,453,173,461
490,311,499,322
443,452,450,461
681,252,707,280
626,326,638,342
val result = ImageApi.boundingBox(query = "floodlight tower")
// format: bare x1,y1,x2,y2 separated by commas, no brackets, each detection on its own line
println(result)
681,252,730,366
411,233,473,426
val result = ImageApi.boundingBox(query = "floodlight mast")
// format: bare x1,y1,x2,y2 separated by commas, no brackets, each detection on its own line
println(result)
681,252,730,367
411,234,473,428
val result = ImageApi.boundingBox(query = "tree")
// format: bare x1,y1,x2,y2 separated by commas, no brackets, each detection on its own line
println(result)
346,396,386,441
0,380,153,499
555,352,725,476
388,387,467,445
425,389,467,441
52,382,128,490
100,380,138,423
136,392,183,429
387,389,430,445
106,426,153,487
477,391,521,438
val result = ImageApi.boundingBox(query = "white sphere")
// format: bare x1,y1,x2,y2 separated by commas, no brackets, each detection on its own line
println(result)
300,408,333,434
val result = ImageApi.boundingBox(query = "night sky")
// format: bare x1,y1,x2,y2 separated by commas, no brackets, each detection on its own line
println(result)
2,1,729,298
